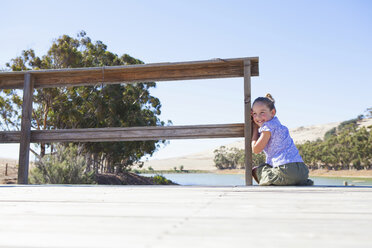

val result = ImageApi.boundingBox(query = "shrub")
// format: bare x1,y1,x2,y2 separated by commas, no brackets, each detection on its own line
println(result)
152,175,173,185
29,144,95,184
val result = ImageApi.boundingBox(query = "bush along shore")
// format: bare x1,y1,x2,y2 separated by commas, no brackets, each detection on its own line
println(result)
297,117,371,171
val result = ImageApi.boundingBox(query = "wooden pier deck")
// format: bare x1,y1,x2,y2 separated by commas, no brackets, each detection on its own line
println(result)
1,185,371,248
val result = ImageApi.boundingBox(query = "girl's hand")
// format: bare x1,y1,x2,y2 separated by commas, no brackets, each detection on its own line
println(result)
251,116,259,143
252,121,259,131
251,116,259,133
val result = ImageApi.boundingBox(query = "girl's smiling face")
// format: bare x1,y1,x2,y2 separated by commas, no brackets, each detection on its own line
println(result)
251,102,276,127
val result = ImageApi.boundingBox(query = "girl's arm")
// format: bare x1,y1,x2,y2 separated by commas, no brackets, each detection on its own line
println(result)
251,123,271,154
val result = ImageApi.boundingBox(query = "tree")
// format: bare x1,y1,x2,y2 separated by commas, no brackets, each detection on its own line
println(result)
213,146,231,169
366,107,372,118
1,31,170,172
213,146,266,169
297,116,372,170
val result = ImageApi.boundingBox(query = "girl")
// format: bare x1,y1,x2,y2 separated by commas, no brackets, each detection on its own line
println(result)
251,94,313,186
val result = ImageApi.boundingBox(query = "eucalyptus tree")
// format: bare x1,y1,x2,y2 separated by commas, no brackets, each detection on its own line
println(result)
1,31,169,172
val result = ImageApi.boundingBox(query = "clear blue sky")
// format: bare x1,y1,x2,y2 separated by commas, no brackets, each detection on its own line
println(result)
1,0,371,160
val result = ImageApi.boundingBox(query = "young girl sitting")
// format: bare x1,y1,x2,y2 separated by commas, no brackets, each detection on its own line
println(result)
251,94,313,186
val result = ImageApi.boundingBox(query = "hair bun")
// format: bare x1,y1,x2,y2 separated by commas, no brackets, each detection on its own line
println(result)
265,93,275,103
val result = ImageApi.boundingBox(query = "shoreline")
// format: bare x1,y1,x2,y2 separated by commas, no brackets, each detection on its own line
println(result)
142,169,372,179
214,169,372,179
308,169,372,179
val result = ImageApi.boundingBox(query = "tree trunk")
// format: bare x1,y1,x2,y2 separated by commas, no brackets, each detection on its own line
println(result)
40,143,45,157
93,153,98,174
86,152,92,172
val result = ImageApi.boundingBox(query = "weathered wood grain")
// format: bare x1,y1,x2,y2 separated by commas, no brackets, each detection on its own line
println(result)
0,57,259,89
0,131,19,143
0,124,244,143
244,60,253,186
1,186,372,248
18,73,33,184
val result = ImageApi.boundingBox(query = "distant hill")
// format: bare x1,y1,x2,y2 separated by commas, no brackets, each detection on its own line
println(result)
140,118,372,171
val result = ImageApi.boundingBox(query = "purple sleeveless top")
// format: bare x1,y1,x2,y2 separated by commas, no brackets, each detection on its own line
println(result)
259,116,303,167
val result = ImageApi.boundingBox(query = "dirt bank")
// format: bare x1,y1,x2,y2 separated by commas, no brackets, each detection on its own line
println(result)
95,173,177,185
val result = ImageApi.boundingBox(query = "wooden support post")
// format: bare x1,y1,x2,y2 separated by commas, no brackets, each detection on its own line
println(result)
244,60,253,186
18,73,33,184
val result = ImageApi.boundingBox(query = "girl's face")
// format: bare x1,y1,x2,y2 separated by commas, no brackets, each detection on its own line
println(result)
251,102,276,127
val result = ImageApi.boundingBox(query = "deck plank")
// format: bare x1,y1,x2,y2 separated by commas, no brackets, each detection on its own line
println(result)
0,185,371,248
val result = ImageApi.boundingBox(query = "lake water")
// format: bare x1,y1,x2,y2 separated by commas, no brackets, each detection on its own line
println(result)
142,173,372,186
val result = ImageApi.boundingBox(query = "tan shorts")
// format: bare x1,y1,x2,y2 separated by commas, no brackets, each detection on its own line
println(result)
255,162,313,186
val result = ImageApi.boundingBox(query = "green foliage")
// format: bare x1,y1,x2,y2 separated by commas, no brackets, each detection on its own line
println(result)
152,175,173,185
298,118,372,170
213,146,266,169
29,144,95,184
1,31,170,172
172,165,185,172
337,118,359,131
324,127,336,141
252,152,266,168
364,107,372,118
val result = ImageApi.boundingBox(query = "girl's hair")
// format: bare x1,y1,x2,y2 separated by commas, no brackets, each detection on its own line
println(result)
252,93,276,111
